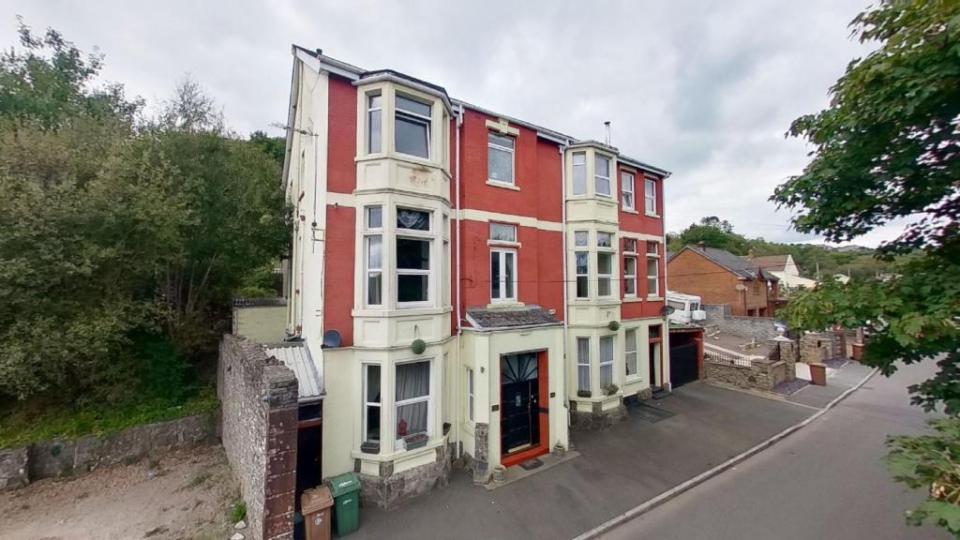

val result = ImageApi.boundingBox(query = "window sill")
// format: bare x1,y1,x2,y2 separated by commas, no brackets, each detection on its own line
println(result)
486,180,520,191
646,295,664,301
355,152,447,173
487,239,521,248
352,306,452,318
622,296,643,303
622,208,639,214
485,301,525,309
351,436,445,462
624,375,644,385
645,212,660,219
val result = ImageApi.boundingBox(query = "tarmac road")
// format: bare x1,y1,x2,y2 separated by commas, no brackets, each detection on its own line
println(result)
603,360,947,540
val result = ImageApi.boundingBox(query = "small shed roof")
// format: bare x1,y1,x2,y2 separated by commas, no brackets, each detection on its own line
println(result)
264,343,323,401
466,306,560,330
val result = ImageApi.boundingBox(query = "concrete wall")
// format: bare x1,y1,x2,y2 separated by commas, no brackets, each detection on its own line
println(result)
0,414,215,491
219,334,299,540
233,299,288,343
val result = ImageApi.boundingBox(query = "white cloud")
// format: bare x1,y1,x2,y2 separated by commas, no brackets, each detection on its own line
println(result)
3,0,899,246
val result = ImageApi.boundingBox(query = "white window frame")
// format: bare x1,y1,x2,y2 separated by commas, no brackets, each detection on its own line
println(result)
621,171,635,210
575,250,589,299
647,242,660,298
396,207,433,307
363,364,381,444
364,206,383,306
366,92,382,154
625,329,638,378
597,232,615,298
466,367,475,422
487,131,515,185
490,247,517,303
572,152,587,195
599,335,614,388
595,155,612,197
394,358,433,450
645,177,657,215
577,337,591,393
623,255,638,298
489,222,517,243
395,93,432,160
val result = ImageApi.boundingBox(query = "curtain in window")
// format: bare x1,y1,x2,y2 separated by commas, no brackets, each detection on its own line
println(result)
577,338,590,392
600,337,614,387
396,361,430,438
397,209,430,230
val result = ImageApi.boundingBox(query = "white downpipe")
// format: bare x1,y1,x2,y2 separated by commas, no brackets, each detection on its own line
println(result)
559,141,570,427
454,104,464,458
660,172,672,388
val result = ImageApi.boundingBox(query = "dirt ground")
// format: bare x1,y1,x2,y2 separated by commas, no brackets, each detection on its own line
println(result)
0,443,237,540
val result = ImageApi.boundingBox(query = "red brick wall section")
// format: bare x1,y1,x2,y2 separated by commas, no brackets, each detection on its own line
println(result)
324,204,356,346
327,75,357,194
667,249,743,312
218,334,299,540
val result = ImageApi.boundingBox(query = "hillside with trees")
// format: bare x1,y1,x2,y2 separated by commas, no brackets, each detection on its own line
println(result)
667,216,902,281
0,22,288,446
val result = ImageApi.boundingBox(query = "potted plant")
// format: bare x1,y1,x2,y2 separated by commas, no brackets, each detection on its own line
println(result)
404,432,429,450
411,338,427,355
608,320,620,331
577,389,592,398
602,383,619,396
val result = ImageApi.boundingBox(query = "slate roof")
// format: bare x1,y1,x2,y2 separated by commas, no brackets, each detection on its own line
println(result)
264,343,323,401
682,246,778,281
749,255,789,272
465,305,560,330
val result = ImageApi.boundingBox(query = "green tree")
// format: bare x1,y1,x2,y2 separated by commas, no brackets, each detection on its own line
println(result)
771,1,960,534
250,130,286,166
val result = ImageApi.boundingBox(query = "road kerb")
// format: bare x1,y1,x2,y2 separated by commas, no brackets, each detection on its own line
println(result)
573,367,879,540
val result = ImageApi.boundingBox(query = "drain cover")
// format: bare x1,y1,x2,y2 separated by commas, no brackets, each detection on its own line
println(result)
520,458,543,470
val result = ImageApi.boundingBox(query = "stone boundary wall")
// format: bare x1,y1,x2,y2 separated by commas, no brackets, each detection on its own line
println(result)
0,413,216,491
704,358,789,392
219,334,298,540
232,299,288,344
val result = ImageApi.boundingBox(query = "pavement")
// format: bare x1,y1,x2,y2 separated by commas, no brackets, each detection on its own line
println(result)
601,360,945,540
352,376,820,539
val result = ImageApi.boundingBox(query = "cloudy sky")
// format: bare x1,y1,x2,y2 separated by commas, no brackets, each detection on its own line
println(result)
3,1,904,246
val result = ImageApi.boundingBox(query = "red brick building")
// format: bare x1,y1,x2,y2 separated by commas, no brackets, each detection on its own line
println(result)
667,244,779,317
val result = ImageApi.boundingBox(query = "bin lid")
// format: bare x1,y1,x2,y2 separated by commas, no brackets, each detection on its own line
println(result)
301,485,333,514
327,472,361,497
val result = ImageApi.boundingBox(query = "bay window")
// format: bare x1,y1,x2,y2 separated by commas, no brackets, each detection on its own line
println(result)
595,155,611,197
490,248,516,303
625,329,638,377
396,208,431,305
488,132,515,185
646,242,660,297
645,177,657,215
572,152,587,195
597,232,614,298
624,238,638,297
575,252,589,298
395,360,431,447
577,337,590,393
365,206,383,305
599,336,614,387
622,171,635,210
364,364,381,444
395,94,432,159
367,93,382,153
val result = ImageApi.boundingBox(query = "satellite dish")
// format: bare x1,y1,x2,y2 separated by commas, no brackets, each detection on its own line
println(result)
322,330,342,348
660,305,676,316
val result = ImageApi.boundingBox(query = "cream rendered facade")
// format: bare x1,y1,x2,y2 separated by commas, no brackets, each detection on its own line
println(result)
281,47,670,506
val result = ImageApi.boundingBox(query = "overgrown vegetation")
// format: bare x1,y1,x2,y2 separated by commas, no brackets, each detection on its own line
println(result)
768,1,960,535
0,21,288,437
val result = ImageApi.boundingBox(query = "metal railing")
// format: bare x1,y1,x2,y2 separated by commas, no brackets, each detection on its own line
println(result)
704,342,766,367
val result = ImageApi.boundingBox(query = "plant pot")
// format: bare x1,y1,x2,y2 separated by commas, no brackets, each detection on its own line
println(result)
577,390,592,398
403,433,429,450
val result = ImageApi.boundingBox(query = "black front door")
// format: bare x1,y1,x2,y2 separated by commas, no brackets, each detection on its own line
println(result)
670,341,699,388
500,353,540,454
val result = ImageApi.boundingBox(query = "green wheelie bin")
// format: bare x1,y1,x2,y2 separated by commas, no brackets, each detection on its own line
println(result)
327,472,361,535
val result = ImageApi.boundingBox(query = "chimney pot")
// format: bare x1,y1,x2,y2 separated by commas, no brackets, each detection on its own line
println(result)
697,241,706,250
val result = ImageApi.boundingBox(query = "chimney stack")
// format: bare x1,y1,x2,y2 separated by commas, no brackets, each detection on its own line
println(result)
697,241,706,250
604,121,611,146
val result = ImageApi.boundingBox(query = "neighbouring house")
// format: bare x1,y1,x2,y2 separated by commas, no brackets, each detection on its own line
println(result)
279,46,673,507
746,253,818,291
667,243,779,317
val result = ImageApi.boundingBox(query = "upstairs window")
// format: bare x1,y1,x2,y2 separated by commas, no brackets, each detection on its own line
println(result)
646,242,660,297
367,93,382,153
621,171,635,210
595,155,612,197
645,177,657,215
365,206,383,305
396,208,432,304
488,132,515,185
575,251,589,298
490,222,517,243
597,232,614,298
623,238,638,297
395,94,432,159
572,152,587,195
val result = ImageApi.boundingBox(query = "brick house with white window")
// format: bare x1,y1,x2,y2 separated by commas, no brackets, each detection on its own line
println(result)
281,46,671,507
